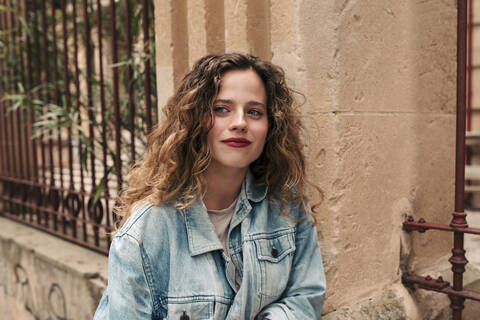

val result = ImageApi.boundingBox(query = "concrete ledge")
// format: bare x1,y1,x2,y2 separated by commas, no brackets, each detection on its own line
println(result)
0,217,107,320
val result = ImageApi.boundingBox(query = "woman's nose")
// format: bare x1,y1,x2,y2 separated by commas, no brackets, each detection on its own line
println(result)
230,111,247,132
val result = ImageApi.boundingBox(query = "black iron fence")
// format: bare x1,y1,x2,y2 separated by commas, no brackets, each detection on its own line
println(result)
0,0,157,255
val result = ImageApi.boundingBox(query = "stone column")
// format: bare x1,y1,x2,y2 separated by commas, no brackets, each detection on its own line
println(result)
153,1,460,318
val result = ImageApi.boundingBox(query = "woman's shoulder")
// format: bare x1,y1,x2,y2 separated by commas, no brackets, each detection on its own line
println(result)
115,201,182,241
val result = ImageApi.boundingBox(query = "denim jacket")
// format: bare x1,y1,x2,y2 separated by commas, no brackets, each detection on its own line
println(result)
94,171,326,319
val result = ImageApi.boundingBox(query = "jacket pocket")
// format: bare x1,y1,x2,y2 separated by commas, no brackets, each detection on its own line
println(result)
165,296,215,320
254,231,296,297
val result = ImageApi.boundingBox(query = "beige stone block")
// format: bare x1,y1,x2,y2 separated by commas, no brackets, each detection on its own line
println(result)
337,0,456,113
297,0,338,113
205,0,226,54
246,0,271,60
318,113,455,310
154,0,175,116
302,113,339,313
270,0,339,113
225,0,249,53
270,0,303,90
224,0,270,59
186,0,226,64
187,0,208,68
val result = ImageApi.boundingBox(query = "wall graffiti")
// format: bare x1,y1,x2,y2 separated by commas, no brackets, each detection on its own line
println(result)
9,263,69,320
14,263,38,319
47,283,68,320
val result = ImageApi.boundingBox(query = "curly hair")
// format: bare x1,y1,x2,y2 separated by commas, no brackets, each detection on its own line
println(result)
114,53,320,229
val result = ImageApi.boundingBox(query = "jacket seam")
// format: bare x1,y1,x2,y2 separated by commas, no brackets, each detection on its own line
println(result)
115,203,153,237
125,234,158,316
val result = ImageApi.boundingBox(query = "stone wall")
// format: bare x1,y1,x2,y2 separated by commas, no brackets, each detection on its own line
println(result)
153,0,478,318
0,218,106,320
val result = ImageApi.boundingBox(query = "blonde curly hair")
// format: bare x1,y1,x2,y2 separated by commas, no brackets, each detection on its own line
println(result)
114,53,320,229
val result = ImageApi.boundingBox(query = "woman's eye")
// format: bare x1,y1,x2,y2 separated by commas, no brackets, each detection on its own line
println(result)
248,109,263,117
213,106,229,113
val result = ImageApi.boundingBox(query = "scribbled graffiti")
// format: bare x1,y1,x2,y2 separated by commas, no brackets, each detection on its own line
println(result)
14,264,37,318
11,263,69,320
47,283,68,320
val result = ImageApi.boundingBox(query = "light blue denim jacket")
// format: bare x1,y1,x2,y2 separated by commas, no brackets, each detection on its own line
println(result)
94,171,326,319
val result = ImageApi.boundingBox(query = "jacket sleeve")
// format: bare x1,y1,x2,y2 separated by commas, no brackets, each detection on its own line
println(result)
93,233,154,319
256,210,327,320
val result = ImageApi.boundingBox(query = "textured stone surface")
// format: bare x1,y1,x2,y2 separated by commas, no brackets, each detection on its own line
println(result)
154,0,458,317
0,218,107,320
323,289,406,320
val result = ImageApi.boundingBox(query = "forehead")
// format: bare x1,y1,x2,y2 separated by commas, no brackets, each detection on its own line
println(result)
217,69,267,103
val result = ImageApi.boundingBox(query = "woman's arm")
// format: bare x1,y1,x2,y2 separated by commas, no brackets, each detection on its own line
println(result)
257,212,327,320
93,233,155,319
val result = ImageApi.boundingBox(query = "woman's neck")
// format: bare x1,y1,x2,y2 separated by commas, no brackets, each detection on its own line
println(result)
203,165,248,210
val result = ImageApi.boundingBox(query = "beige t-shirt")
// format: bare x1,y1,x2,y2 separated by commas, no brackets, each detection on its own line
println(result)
207,199,242,291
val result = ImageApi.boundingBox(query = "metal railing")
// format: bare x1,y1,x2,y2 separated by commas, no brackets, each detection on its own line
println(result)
402,0,480,318
0,0,156,255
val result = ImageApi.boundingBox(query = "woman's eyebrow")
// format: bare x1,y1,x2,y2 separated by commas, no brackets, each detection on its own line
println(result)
213,99,233,104
246,101,266,108
213,99,266,108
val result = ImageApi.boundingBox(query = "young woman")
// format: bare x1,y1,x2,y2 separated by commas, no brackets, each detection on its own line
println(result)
94,53,326,319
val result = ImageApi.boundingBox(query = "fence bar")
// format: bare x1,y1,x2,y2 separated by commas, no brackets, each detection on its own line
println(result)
3,0,13,179
403,217,480,235
110,0,123,193
141,0,153,134
125,0,136,162
23,0,38,188
451,0,468,318
82,0,97,198
61,0,73,192
7,0,20,180
41,0,54,229
402,273,480,302
72,0,87,242
83,0,101,247
16,0,30,182
51,1,63,232
0,0,7,176
32,0,45,226
467,0,473,132
96,0,111,247
2,0,13,178
11,0,25,183
32,0,46,189
25,0,39,224
61,0,74,237
15,0,28,220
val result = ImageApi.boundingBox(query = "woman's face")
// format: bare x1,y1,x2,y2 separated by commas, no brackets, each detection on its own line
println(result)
207,68,268,172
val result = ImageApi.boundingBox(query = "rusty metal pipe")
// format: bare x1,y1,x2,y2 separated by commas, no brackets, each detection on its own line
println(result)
403,217,480,235
451,0,468,318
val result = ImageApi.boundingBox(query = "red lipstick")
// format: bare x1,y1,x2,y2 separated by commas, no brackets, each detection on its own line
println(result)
221,138,251,148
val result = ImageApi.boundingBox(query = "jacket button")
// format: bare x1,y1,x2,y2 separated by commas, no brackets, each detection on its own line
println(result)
180,311,190,320
271,247,278,258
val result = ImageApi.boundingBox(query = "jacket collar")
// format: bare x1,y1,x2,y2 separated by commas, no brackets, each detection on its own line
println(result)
183,169,267,256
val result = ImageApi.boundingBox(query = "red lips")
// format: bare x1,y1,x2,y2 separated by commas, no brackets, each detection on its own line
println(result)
221,137,251,148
